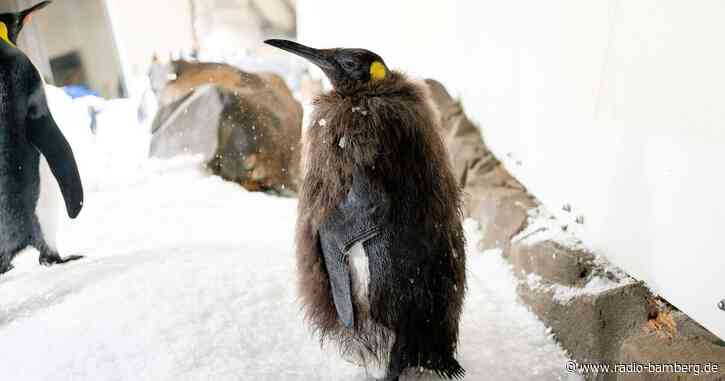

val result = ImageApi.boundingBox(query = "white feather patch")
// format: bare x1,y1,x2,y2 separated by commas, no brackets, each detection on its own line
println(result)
35,157,61,251
349,242,370,311
346,241,392,379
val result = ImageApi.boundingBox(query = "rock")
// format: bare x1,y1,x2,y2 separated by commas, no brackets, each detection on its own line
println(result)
425,78,530,253
466,187,535,253
510,240,596,287
518,277,651,380
425,79,494,187
149,84,223,159
425,77,724,381
617,312,725,381
150,60,302,194
425,79,525,191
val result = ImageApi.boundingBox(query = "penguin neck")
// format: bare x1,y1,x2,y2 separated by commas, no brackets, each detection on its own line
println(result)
331,71,410,98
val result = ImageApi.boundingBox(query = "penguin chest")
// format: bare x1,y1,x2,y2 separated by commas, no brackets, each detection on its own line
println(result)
35,156,61,250
348,241,370,315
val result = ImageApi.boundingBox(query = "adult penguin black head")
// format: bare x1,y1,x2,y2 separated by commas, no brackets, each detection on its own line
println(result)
0,1,51,47
265,39,389,90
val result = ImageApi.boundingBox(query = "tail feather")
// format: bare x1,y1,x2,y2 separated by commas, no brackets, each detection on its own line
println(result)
435,358,465,380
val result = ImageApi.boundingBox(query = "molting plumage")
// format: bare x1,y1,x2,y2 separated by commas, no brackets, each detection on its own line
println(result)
268,40,466,380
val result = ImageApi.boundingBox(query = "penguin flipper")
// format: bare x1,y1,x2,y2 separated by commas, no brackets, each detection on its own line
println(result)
319,167,389,328
26,89,84,219
319,228,355,328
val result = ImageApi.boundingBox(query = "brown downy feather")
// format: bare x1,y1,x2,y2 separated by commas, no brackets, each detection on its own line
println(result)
295,71,466,378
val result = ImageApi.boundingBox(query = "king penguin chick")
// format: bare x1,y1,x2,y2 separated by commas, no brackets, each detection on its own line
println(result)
266,40,466,380
0,1,84,275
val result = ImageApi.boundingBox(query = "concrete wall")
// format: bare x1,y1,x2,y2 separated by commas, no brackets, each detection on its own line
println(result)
103,0,296,96
34,0,123,97
298,0,725,339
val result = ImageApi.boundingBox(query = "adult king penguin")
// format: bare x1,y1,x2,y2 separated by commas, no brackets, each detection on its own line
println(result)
266,40,466,380
0,1,84,275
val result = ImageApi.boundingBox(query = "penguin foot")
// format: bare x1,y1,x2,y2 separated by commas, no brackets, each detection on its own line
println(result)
0,263,14,275
39,254,84,266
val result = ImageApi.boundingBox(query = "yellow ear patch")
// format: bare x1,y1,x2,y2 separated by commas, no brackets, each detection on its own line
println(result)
370,61,387,81
0,22,13,47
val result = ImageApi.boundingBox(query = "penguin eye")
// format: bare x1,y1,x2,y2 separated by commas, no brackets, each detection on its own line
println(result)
339,58,357,71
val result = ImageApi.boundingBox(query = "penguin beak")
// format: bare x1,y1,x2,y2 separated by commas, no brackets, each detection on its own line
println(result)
264,39,335,71
20,1,51,26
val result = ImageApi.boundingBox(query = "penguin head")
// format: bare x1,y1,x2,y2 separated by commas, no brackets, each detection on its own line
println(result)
0,1,51,47
265,39,389,89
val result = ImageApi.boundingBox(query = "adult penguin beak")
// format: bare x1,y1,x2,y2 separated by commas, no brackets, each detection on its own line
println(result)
264,39,335,71
20,1,52,26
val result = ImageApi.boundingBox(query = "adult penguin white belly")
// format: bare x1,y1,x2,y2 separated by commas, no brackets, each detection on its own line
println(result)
36,156,61,252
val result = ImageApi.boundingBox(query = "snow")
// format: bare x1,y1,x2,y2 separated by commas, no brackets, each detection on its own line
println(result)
512,205,636,305
511,206,585,251
0,88,581,380
526,272,633,306
43,85,101,191
458,222,582,381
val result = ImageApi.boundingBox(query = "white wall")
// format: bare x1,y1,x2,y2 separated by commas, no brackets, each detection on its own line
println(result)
104,0,194,94
298,0,725,339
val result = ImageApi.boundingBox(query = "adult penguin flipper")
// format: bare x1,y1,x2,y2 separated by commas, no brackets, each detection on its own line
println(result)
319,167,389,329
26,94,84,219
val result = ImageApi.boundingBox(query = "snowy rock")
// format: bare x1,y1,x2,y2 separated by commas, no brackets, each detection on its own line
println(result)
510,239,595,288
466,187,535,252
518,272,650,373
427,79,721,380
149,61,302,194
512,206,586,250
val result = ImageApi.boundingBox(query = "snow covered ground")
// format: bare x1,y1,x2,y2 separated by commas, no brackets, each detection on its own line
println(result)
0,90,581,380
